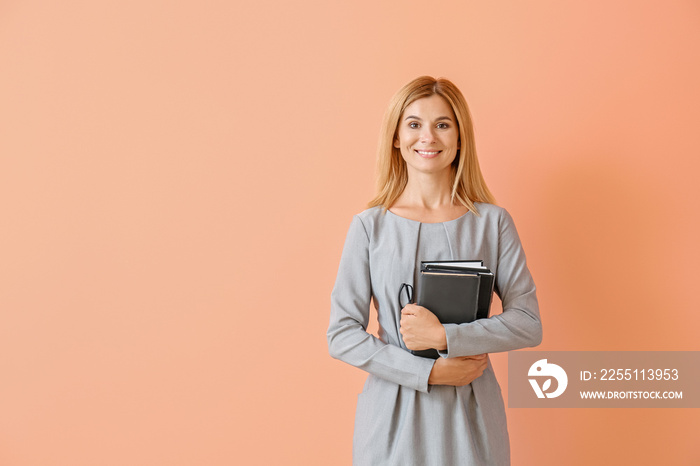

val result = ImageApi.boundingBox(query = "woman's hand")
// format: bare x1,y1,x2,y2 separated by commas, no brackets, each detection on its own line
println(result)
428,354,488,386
400,304,447,351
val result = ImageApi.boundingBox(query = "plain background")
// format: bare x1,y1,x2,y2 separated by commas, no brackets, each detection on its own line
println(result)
1,1,699,464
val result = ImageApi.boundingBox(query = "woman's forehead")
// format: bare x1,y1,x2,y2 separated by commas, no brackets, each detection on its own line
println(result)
402,95,455,119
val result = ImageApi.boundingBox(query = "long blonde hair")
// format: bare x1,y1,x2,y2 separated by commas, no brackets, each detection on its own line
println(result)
368,76,495,214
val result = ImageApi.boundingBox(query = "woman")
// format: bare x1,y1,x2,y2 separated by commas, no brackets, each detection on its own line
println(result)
327,76,542,465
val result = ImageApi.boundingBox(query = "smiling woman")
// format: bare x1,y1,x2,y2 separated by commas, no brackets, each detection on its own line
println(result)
328,76,542,465
369,76,495,222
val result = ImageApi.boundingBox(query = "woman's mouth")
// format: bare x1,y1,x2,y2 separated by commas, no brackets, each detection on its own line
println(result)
415,150,441,159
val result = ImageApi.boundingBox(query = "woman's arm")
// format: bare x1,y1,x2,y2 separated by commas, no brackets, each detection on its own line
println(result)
428,354,488,386
436,209,543,357
327,216,436,393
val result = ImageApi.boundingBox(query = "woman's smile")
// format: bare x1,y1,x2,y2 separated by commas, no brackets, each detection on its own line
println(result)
415,149,442,158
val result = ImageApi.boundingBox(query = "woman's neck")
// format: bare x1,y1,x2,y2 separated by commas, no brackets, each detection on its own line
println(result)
399,168,454,207
390,169,468,222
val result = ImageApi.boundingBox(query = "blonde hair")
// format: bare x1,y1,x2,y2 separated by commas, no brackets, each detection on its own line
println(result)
368,76,496,214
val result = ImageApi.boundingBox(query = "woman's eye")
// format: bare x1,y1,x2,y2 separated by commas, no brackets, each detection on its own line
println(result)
408,122,420,129
437,123,449,129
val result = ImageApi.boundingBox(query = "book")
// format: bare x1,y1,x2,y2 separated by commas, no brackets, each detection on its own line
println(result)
421,261,495,321
409,260,494,359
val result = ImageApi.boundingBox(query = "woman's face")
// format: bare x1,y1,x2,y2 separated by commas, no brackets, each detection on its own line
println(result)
394,94,460,178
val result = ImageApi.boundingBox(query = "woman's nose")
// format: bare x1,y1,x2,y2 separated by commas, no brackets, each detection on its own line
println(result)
420,127,436,144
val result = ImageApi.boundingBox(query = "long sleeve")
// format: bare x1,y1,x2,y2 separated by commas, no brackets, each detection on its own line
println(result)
438,209,543,357
327,216,435,393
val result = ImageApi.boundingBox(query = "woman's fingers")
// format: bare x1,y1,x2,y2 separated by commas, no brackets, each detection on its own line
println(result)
400,303,421,315
428,355,489,386
463,353,487,360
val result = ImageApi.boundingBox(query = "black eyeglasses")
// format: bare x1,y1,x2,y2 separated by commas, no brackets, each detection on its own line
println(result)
398,283,414,309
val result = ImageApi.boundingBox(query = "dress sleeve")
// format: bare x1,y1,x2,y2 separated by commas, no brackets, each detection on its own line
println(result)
327,216,436,393
438,209,543,357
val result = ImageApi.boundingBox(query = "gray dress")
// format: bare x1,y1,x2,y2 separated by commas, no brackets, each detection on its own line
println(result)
327,203,542,466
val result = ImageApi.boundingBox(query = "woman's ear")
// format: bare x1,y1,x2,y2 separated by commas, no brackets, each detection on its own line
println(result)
393,137,400,149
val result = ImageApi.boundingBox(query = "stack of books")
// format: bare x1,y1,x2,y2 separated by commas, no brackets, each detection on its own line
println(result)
411,260,494,359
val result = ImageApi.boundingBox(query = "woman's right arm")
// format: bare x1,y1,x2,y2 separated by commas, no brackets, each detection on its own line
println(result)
327,216,438,393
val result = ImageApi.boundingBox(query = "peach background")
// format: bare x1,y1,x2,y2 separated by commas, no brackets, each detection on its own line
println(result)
1,1,699,465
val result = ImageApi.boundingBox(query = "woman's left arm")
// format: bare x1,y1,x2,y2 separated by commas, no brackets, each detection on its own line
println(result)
436,208,543,357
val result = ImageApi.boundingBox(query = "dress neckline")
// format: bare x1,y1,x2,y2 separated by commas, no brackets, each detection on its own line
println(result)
385,208,472,225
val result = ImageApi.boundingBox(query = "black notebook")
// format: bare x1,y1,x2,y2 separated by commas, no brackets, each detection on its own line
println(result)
421,261,495,321
410,260,495,359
